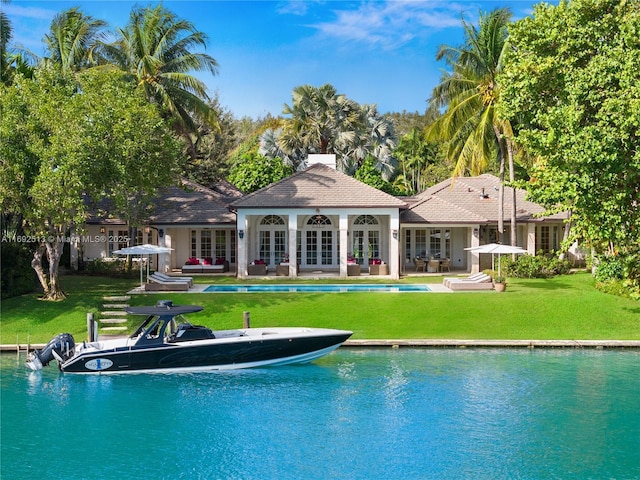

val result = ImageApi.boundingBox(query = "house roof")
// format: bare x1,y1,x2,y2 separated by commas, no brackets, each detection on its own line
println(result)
86,178,240,226
148,178,238,225
401,174,568,224
229,163,407,209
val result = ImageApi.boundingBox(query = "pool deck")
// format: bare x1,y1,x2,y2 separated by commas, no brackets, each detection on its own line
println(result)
128,283,453,294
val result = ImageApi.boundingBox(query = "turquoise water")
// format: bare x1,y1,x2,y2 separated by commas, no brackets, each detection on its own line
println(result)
2,348,639,479
203,284,431,292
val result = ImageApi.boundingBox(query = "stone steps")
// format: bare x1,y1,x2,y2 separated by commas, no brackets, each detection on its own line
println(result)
99,296,131,337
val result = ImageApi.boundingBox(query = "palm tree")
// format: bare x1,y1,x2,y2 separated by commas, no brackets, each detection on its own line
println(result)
43,7,107,72
1,3,11,83
394,128,434,194
278,84,397,177
100,4,219,146
280,84,361,157
427,8,517,244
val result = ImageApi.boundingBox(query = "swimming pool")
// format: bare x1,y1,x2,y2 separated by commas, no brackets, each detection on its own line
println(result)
203,284,431,293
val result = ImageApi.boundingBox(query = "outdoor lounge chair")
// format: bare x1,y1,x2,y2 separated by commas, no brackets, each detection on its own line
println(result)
150,272,193,287
145,277,190,291
443,273,492,289
448,280,494,291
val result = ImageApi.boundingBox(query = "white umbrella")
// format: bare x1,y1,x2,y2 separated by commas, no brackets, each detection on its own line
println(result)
113,244,173,287
464,243,527,277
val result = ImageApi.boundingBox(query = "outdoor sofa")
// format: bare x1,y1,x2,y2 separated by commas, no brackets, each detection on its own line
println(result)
182,257,229,274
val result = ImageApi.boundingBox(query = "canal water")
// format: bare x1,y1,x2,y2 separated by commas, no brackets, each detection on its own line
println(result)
1,348,638,479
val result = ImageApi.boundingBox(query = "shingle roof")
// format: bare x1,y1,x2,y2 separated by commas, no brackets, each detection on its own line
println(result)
229,163,407,209
86,178,240,226
149,178,238,225
401,174,567,224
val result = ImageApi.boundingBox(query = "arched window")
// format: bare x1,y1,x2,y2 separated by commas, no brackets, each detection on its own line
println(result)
258,215,286,264
352,215,380,265
303,215,335,266
307,215,332,227
260,214,285,225
354,214,378,225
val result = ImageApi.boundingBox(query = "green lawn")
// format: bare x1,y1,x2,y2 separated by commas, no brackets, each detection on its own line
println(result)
1,272,638,344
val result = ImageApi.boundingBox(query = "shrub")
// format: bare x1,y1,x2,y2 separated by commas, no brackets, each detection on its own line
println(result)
593,253,640,300
503,252,572,278
1,242,38,299
85,258,137,277
594,255,626,282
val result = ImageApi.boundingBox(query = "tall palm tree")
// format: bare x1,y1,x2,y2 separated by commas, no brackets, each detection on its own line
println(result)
43,7,106,72
279,84,397,177
427,8,517,245
280,84,361,157
0,0,16,84
394,128,432,194
100,4,219,145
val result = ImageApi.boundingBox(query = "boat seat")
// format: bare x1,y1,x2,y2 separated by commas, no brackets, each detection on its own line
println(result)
168,323,216,342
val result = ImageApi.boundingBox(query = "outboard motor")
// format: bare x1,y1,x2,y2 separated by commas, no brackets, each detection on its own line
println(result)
26,333,75,371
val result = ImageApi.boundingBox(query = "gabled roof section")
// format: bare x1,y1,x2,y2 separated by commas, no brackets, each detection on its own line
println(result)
229,163,407,209
149,178,238,225
86,178,241,226
402,174,567,224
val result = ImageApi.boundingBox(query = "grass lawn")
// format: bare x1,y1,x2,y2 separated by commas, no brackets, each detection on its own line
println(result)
1,272,638,344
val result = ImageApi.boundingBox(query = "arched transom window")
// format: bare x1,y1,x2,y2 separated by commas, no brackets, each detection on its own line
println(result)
307,215,332,227
260,214,285,225
354,214,378,225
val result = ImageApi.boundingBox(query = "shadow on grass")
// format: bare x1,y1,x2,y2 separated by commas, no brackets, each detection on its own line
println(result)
509,278,578,292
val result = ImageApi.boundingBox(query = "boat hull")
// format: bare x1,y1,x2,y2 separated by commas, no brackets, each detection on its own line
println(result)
59,329,351,374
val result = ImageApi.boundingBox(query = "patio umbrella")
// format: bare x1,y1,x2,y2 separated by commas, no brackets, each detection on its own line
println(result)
464,243,527,277
112,244,173,287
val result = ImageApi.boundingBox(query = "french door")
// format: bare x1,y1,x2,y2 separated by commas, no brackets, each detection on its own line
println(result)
305,229,335,267
259,230,286,265
352,230,379,266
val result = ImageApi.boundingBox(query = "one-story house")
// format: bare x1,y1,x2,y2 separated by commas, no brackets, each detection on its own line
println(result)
76,155,574,279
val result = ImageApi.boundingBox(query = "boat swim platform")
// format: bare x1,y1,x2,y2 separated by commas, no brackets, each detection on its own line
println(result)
4,339,640,353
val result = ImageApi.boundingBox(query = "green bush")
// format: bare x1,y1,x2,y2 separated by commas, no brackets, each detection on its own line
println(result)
593,253,640,300
503,252,572,278
594,255,625,282
86,258,137,277
1,242,38,299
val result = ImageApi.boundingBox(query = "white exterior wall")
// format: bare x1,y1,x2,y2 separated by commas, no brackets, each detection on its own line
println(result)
236,207,401,279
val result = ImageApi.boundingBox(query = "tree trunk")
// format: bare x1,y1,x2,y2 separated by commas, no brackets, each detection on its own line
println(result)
506,137,517,246
31,243,49,297
494,126,506,244
44,240,66,301
559,212,572,261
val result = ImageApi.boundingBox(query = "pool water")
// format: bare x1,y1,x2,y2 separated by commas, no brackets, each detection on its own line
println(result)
2,348,639,479
203,284,431,292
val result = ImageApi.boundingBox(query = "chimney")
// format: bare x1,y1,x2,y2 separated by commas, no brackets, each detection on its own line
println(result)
307,154,336,169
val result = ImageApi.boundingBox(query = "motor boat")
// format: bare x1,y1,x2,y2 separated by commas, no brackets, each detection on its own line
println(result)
26,300,352,374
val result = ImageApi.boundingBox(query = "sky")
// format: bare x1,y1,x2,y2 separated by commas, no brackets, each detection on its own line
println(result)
4,0,547,119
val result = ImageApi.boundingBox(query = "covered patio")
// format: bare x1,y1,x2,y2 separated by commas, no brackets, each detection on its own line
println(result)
230,161,406,280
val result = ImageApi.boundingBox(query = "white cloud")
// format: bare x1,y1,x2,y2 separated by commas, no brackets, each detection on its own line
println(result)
309,1,468,50
2,4,57,20
276,0,312,16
